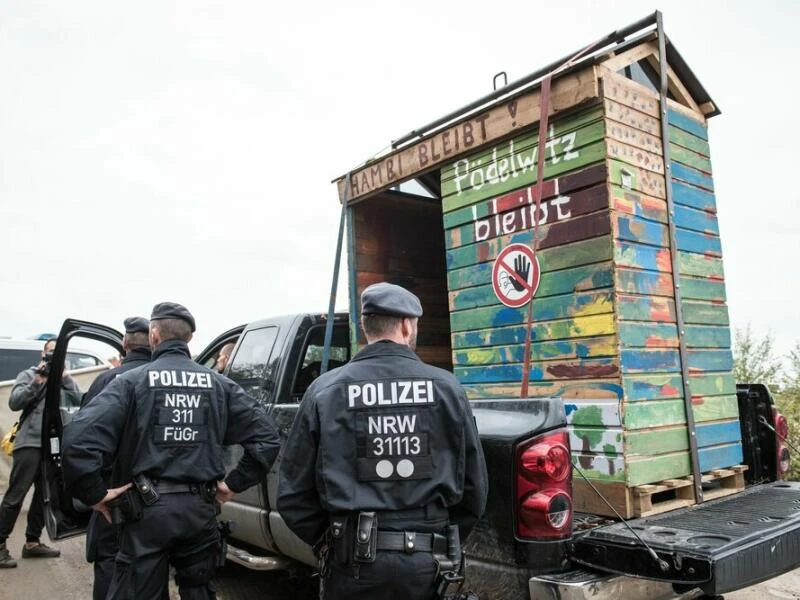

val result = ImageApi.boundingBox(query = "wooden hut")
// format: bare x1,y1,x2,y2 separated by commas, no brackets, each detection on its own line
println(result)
335,12,743,518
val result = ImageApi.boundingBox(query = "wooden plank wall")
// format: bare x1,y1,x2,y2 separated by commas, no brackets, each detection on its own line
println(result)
599,70,741,487
351,192,452,370
440,102,627,479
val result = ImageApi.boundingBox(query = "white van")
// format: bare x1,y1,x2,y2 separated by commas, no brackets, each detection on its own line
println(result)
0,339,109,383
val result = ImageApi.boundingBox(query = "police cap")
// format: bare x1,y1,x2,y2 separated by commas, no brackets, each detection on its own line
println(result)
123,316,150,334
150,302,196,332
361,283,423,318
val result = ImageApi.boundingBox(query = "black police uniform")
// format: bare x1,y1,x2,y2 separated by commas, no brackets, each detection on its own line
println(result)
80,317,153,600
63,304,281,600
277,284,488,600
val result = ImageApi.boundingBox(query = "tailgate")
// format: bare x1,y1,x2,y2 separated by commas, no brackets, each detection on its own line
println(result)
571,482,800,595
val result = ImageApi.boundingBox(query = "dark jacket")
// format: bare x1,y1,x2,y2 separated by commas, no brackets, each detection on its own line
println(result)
9,368,81,451
62,339,281,507
82,346,153,407
277,340,488,546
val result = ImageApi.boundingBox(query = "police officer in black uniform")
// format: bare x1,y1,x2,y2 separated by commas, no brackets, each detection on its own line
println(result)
277,283,488,600
63,302,282,600
80,316,153,600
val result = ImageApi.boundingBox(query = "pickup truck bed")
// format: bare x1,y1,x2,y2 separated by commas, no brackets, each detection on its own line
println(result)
572,481,800,595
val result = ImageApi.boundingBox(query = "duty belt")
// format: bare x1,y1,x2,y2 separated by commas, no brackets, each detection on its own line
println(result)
375,531,441,553
155,481,209,495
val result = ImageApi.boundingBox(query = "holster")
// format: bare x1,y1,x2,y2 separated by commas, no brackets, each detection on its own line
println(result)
435,526,466,599
353,511,377,563
108,490,144,525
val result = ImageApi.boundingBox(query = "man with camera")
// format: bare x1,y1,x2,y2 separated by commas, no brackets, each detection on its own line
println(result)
0,337,81,568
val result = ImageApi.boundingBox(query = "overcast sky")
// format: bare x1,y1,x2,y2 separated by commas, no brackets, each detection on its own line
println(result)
1,0,798,361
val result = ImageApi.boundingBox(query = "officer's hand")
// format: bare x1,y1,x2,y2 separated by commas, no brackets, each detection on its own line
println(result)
216,481,235,505
92,483,133,524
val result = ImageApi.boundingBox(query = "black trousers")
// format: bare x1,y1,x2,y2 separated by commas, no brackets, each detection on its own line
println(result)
0,447,45,544
107,492,219,600
86,511,119,600
323,551,438,600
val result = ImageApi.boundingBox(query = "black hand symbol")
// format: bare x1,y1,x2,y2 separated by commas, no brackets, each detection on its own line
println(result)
511,255,530,292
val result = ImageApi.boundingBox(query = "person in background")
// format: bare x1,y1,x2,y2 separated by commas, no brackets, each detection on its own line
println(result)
214,342,236,374
0,337,81,568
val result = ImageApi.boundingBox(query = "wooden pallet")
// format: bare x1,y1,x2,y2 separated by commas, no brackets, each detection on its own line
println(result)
574,465,749,519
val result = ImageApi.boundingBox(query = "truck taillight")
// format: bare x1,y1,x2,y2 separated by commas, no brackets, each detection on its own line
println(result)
773,408,791,477
515,431,572,540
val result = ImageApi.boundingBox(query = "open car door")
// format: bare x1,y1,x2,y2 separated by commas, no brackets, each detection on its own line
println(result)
41,319,123,540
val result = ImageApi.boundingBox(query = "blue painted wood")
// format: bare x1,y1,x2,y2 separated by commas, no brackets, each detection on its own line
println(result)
616,268,672,297
448,262,492,290
615,214,667,246
620,349,681,373
674,204,719,235
672,162,714,191
698,443,744,473
454,357,619,384
668,108,708,141
696,420,742,448
623,374,683,401
687,349,734,372
676,228,722,256
673,181,717,212
615,241,669,272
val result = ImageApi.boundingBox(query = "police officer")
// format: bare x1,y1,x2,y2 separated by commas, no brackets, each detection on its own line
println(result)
80,316,154,600
277,283,488,600
63,302,282,600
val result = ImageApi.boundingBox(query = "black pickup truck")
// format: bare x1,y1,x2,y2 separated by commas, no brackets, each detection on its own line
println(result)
40,315,800,600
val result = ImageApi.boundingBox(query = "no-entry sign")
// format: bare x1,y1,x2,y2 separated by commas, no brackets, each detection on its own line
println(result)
491,243,541,308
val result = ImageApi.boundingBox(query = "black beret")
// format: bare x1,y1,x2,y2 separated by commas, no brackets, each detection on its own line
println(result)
150,302,196,333
361,283,423,318
123,317,150,334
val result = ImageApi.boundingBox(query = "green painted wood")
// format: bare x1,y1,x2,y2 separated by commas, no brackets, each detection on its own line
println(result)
450,297,615,338
680,276,726,302
617,295,676,322
692,394,739,422
687,349,734,372
442,140,607,212
441,105,604,182
616,268,673,297
610,185,668,223
624,395,738,430
670,143,713,174
623,373,683,401
678,252,725,278
449,262,613,311
447,235,613,290
684,325,732,349
627,420,743,457
625,398,686,429
446,210,611,271
627,426,689,456
688,372,736,397
444,183,609,250
626,451,690,486
682,300,730,325
668,124,711,157
443,164,608,232
452,334,617,366
618,322,678,348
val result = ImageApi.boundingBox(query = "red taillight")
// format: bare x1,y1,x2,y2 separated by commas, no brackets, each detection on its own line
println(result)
773,408,791,478
515,431,572,540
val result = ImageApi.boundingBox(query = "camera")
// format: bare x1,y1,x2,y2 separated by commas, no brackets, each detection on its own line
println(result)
36,351,55,377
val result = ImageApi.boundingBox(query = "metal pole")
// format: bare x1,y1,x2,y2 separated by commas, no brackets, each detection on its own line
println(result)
321,173,351,374
656,11,704,503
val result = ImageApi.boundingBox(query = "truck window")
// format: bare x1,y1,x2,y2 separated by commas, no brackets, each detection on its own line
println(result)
227,327,278,400
293,324,350,397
